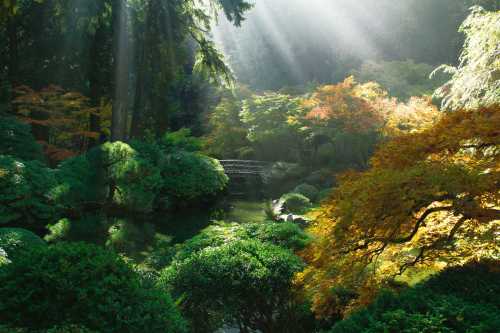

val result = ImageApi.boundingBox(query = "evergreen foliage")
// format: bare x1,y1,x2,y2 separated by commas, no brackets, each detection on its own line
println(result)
162,239,307,333
0,242,187,333
0,116,44,161
0,227,45,261
0,155,59,227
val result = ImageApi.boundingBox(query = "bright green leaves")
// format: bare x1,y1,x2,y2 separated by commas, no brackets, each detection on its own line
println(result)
162,239,305,333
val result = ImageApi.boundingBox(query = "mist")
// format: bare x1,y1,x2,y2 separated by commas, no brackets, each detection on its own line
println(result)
212,0,470,90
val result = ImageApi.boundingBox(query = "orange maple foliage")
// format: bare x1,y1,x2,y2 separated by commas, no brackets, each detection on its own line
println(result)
298,105,500,319
12,85,106,164
304,77,386,134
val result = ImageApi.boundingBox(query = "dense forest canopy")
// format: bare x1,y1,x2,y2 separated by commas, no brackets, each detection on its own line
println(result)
0,1,499,332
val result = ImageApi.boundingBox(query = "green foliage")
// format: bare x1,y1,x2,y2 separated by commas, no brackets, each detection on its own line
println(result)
434,7,500,110
44,325,97,333
55,142,162,214
293,183,319,202
0,116,44,161
329,260,500,333
143,234,176,271
241,92,307,162
161,239,306,333
0,227,45,261
0,248,8,266
0,155,59,227
205,89,252,159
158,151,228,206
161,128,203,153
106,220,155,255
0,242,187,333
280,192,311,214
352,60,449,100
171,221,311,264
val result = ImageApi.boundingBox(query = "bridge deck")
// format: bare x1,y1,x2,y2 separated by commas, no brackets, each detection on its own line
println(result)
220,160,270,176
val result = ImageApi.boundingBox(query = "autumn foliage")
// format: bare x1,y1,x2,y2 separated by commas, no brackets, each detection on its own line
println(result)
12,85,107,164
304,77,386,134
298,105,500,318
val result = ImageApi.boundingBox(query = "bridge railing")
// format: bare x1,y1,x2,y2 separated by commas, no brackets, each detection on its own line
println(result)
219,160,271,176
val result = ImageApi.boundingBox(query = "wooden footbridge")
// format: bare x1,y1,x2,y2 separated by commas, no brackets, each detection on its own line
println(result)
219,160,270,197
220,160,270,177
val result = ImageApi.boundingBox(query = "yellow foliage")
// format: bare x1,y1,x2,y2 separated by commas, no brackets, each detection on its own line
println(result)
299,105,500,319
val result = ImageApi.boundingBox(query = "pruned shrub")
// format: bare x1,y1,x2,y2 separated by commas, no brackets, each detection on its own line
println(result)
280,192,311,214
158,151,228,207
162,240,307,333
0,228,45,260
0,242,187,333
0,155,59,228
0,116,44,162
293,183,319,201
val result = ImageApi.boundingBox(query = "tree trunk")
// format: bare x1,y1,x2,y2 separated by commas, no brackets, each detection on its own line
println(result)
130,32,146,139
7,15,18,87
110,0,129,142
88,25,106,147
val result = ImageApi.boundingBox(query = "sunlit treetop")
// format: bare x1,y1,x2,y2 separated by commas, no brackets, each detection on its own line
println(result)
298,105,500,318
303,77,386,134
433,6,500,111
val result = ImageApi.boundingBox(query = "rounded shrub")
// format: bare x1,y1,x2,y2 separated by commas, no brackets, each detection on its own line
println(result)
106,219,155,255
162,239,306,333
158,151,228,207
0,116,44,162
0,155,59,227
0,227,45,260
55,142,162,214
293,183,319,201
0,242,187,333
279,192,311,214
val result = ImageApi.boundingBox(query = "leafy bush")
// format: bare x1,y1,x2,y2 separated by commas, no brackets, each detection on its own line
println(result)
56,142,162,214
0,248,9,266
162,239,306,333
106,219,155,255
0,242,187,333
280,192,311,214
329,260,500,333
158,151,228,207
293,183,319,201
171,221,310,265
0,155,59,227
143,234,176,270
0,228,45,260
0,116,44,161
